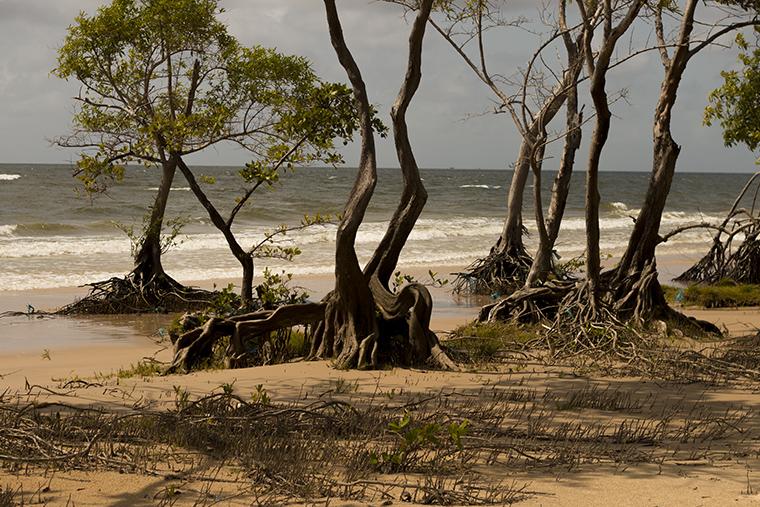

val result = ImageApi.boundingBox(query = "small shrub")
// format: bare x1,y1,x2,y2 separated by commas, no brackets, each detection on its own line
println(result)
369,413,470,473
118,360,164,379
251,384,270,405
664,283,760,308
255,268,308,310
447,321,537,362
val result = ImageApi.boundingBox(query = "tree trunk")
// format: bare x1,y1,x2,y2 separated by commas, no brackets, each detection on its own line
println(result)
311,0,455,370
584,77,610,303
311,0,380,369
176,157,255,306
614,1,697,321
526,34,584,287
132,157,177,287
494,148,531,256
362,0,430,287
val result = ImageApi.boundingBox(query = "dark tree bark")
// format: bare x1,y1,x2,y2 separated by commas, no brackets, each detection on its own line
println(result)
311,0,381,369
132,157,180,289
612,0,749,329
525,0,587,286
310,0,454,370
176,157,256,305
580,0,644,308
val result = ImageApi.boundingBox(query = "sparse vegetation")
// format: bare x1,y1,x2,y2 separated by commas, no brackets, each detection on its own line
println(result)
3,372,760,505
0,485,17,507
664,282,760,308
446,321,537,363
117,359,165,379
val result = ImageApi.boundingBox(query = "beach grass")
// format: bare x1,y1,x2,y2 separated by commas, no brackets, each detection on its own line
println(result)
664,282,760,308
446,321,537,363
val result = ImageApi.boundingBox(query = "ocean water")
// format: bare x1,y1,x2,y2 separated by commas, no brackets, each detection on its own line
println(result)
0,163,751,291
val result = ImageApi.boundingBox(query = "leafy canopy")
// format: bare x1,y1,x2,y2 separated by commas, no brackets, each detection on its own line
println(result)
55,0,365,193
705,30,760,153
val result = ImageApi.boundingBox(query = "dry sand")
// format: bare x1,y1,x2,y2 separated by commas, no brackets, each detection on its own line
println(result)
2,264,760,506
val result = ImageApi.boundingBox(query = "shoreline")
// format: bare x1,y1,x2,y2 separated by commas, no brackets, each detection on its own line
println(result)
2,253,756,360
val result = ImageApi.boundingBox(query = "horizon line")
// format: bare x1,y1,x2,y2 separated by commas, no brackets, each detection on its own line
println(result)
0,162,757,175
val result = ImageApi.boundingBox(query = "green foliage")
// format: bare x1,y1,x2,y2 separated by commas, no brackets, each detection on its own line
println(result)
172,385,190,411
219,380,235,396
369,413,470,472
118,360,164,379
392,271,417,292
664,282,760,308
705,31,760,155
250,384,270,405
553,254,585,280
56,0,361,196
255,268,309,310
391,269,449,292
448,321,537,362
115,214,186,257
208,283,241,315
249,214,336,265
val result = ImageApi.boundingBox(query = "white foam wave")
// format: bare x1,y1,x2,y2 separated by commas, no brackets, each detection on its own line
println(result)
0,225,16,236
147,187,192,191
459,184,501,189
0,174,21,181
0,211,726,260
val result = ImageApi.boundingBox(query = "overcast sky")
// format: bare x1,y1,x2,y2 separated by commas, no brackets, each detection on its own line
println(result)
0,0,757,172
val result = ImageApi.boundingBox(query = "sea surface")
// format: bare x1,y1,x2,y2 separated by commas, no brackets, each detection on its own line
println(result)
0,164,752,292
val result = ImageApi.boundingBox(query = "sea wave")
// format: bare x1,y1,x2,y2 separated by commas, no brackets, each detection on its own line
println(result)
0,225,16,236
0,174,21,181
147,187,192,191
459,184,502,189
0,211,723,261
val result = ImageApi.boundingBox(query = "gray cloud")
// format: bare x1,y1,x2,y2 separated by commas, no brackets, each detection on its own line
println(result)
0,0,756,174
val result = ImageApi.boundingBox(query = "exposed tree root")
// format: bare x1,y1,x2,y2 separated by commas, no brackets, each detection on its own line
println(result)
479,261,722,364
678,172,760,285
170,280,459,373
677,228,760,285
57,274,216,315
453,247,533,296
368,278,458,371
168,303,326,373
308,281,457,371
478,280,572,323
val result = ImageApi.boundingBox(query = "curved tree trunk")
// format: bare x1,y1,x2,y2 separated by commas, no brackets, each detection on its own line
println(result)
613,1,697,322
176,157,256,305
580,1,644,308
526,18,585,287
495,150,531,256
311,0,454,370
363,0,454,369
311,0,380,369
584,73,611,305
132,157,179,288
362,0,430,287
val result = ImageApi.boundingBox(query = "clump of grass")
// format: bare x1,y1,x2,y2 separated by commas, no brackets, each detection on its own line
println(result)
664,281,760,308
118,359,165,379
0,485,18,507
446,321,537,362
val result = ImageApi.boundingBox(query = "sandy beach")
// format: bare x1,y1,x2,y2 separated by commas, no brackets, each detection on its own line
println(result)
1,258,760,506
